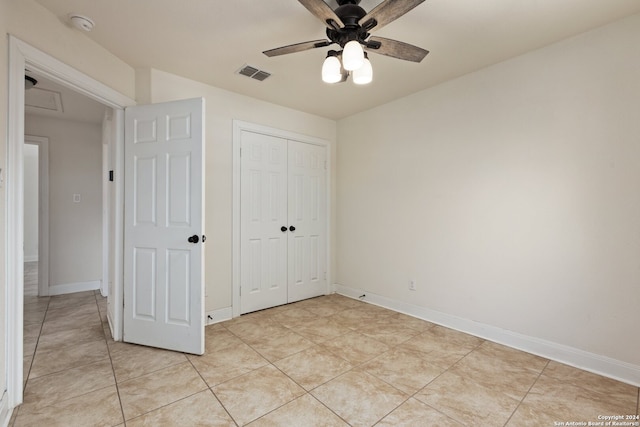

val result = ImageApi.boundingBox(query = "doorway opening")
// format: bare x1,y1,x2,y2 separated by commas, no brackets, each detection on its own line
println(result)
6,35,135,409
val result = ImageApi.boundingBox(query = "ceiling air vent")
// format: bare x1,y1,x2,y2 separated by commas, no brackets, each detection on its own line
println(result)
237,65,271,81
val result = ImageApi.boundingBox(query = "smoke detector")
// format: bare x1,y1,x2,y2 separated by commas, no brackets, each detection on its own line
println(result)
69,14,95,32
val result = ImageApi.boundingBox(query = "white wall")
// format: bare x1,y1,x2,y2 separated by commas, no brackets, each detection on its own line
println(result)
23,144,39,262
0,0,8,417
141,69,338,312
25,116,103,289
337,13,640,371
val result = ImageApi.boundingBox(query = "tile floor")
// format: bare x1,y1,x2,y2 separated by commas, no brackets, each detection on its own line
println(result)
9,262,640,426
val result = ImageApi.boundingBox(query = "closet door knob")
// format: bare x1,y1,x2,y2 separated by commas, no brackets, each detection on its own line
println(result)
289,226,296,232
281,226,287,232
188,235,199,244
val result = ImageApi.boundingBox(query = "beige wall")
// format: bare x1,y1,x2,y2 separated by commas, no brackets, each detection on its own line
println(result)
25,116,103,287
336,14,640,367
142,69,338,312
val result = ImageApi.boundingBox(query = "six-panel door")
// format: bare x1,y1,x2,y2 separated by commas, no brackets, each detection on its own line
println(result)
123,98,205,355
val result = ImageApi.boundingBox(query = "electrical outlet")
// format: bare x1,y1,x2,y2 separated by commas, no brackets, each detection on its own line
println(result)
409,280,416,291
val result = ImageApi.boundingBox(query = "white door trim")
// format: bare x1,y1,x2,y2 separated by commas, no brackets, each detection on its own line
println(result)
231,120,331,318
24,135,50,297
6,35,135,408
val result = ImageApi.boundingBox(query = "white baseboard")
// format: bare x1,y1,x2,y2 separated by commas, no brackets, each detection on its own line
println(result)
23,255,38,263
334,283,640,387
206,307,233,326
48,280,101,296
1,391,11,427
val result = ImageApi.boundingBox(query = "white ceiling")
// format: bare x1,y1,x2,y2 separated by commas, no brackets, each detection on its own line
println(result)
35,0,640,120
25,72,106,124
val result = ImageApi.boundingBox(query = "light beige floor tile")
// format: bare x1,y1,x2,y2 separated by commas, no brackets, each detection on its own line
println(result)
45,302,100,322
29,339,109,379
269,307,317,328
47,291,96,310
23,309,46,325
543,361,637,397
311,370,407,427
23,338,37,357
510,372,637,423
476,341,548,371
21,359,115,412
23,322,43,341
377,398,464,427
415,370,521,426
190,342,268,387
204,326,246,353
225,318,289,344
110,343,188,382
40,310,102,336
286,316,352,343
24,299,50,314
212,364,305,426
36,323,105,352
221,309,275,327
449,347,544,400
23,355,33,384
387,312,435,332
358,321,421,346
118,362,207,420
275,346,353,391
249,329,314,362
400,325,483,357
320,331,390,365
361,347,449,394
247,394,348,427
505,401,562,427
13,385,123,427
294,297,348,317
126,390,235,427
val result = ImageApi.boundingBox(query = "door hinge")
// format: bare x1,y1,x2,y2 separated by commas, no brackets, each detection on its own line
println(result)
324,272,327,280
239,286,241,296
240,147,242,157
324,161,327,170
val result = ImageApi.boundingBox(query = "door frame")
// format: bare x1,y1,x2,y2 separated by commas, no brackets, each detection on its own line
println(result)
231,120,332,318
24,135,50,297
6,36,135,407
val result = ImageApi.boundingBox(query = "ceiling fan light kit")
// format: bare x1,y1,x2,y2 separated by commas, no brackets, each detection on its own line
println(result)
321,51,343,83
264,0,429,86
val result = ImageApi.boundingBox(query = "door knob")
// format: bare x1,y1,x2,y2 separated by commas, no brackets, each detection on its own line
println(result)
188,235,199,243
289,226,296,232
281,226,287,232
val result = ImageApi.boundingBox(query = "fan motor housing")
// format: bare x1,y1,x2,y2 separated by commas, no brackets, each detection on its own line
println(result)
327,2,369,46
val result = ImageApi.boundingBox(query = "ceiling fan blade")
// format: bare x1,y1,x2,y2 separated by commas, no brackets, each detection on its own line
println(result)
366,36,429,62
263,39,332,57
359,0,426,32
298,0,344,30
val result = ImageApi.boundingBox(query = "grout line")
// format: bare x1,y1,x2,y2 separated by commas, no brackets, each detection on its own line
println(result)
502,359,550,427
96,293,127,426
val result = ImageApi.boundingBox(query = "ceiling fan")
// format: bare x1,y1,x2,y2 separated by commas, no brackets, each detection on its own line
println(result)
263,0,429,84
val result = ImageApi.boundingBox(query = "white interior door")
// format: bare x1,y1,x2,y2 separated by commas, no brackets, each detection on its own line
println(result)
124,98,205,355
240,131,327,314
240,131,288,313
287,141,327,302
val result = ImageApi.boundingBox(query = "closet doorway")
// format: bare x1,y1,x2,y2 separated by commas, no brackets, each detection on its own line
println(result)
233,121,330,315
